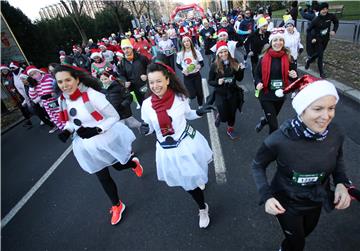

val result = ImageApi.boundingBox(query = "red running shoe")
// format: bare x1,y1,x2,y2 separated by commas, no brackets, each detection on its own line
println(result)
132,157,143,177
109,201,126,225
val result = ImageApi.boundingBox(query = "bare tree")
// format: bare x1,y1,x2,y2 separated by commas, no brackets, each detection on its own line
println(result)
102,1,125,33
125,0,147,19
60,0,88,46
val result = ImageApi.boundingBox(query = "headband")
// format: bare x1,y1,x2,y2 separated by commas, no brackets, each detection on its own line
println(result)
154,61,175,75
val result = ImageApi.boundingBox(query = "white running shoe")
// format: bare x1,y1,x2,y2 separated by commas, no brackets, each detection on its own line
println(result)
40,121,45,126
199,203,210,228
48,127,58,134
199,184,206,190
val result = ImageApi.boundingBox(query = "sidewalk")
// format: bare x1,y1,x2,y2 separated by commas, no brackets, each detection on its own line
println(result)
297,34,360,102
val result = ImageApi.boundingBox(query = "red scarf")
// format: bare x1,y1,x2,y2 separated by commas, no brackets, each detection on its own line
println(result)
151,89,175,136
261,48,289,92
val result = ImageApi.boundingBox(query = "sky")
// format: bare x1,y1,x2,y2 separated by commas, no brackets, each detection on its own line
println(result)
7,0,61,21
6,0,202,22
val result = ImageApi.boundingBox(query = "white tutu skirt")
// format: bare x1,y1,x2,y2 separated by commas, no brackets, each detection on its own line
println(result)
155,131,213,191
73,122,136,174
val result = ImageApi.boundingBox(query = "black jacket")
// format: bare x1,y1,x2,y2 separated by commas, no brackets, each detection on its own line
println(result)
101,80,133,119
254,55,297,101
245,30,270,57
208,61,245,113
117,52,149,91
307,13,339,42
72,53,91,71
252,120,350,213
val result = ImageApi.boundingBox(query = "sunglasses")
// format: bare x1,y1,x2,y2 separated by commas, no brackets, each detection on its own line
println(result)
271,29,285,34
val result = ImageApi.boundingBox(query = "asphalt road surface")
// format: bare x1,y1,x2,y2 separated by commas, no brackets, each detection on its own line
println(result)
2,50,360,251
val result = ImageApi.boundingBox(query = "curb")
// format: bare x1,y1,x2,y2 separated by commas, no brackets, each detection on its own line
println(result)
1,117,26,135
298,66,360,104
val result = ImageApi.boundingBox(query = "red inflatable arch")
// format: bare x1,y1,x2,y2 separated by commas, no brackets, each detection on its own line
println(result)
170,4,206,21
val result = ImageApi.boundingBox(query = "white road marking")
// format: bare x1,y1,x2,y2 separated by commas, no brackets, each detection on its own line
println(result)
202,78,227,184
1,145,73,229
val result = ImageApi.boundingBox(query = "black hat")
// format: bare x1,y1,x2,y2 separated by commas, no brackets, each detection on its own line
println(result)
319,2,329,10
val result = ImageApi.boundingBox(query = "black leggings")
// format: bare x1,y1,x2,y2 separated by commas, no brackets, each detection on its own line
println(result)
250,55,259,79
184,72,204,106
260,99,284,134
95,157,136,205
307,39,329,75
187,187,205,209
33,103,53,127
276,207,322,251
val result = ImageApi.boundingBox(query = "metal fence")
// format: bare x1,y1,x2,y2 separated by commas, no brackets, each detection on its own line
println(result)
272,18,360,44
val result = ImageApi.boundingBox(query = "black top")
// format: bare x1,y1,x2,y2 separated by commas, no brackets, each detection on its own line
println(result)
307,13,339,42
101,80,133,119
245,30,271,57
254,56,297,101
208,61,244,96
117,52,149,90
252,120,350,213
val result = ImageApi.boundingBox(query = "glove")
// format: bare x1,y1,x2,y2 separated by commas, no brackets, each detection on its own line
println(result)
298,48,304,55
27,77,38,87
76,126,102,139
196,104,217,116
58,130,72,143
120,99,131,108
140,122,150,135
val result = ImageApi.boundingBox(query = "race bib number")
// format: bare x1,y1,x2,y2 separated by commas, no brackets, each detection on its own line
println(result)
48,100,59,109
292,171,325,186
185,124,196,139
140,85,148,93
321,28,328,36
270,79,283,90
164,49,173,56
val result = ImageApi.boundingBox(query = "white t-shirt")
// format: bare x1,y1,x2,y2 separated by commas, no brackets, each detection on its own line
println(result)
176,49,203,74
158,39,175,55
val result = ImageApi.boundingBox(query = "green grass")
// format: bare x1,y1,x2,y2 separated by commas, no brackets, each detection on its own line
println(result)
271,1,360,20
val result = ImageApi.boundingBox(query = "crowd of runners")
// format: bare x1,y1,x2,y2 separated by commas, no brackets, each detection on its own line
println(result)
1,2,359,251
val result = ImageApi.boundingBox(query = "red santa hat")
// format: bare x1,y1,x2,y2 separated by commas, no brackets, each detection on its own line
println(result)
25,65,44,75
269,27,286,42
217,28,228,38
275,75,339,115
0,64,10,71
115,50,124,58
9,61,20,69
39,67,49,74
216,41,228,55
72,45,80,51
98,42,106,49
90,48,102,59
134,29,141,38
182,35,192,43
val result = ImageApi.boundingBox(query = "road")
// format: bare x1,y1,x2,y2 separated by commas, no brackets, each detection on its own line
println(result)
2,50,360,251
